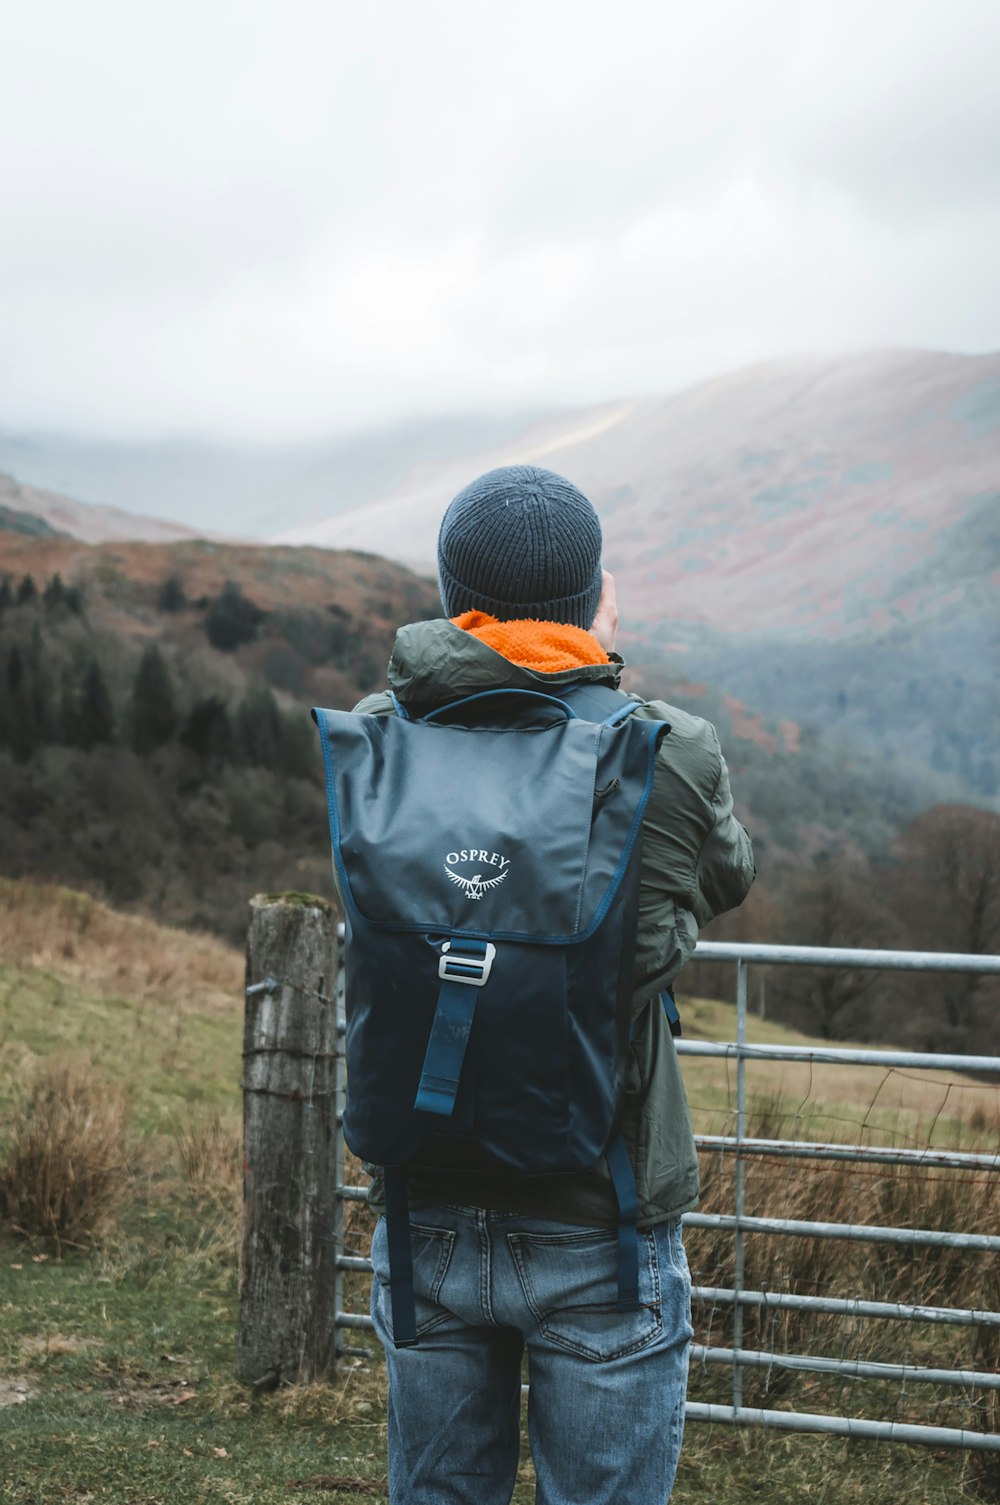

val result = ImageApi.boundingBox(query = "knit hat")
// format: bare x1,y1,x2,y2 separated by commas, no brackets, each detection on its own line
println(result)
437,465,603,629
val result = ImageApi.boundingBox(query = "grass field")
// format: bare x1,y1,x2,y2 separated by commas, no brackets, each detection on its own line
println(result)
1,877,998,1503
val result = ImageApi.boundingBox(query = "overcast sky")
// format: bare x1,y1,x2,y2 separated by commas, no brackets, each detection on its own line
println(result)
2,0,999,441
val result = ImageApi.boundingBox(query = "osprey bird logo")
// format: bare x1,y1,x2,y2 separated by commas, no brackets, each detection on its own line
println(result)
444,863,510,901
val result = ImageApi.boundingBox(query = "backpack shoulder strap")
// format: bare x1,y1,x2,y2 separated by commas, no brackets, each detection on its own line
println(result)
559,679,643,725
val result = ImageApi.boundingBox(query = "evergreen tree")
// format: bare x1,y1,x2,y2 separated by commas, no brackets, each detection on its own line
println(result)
6,643,24,695
43,574,65,609
235,684,283,768
15,575,37,606
180,695,234,761
26,624,56,741
204,581,265,651
158,574,187,612
4,643,42,761
69,659,116,749
130,644,177,754
0,576,12,612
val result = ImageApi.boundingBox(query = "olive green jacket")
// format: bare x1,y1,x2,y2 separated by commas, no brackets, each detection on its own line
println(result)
352,618,755,1228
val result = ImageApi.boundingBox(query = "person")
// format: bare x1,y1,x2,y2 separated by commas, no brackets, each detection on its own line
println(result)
352,464,755,1504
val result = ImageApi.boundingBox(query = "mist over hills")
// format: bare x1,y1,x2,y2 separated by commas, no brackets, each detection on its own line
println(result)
0,410,555,540
277,349,1000,805
282,348,999,634
0,470,199,545
2,349,996,812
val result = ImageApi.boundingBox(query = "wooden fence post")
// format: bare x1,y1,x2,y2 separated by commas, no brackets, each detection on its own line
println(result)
238,893,340,1387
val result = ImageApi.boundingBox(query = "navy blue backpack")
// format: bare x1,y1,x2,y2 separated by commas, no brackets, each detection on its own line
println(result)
313,683,671,1345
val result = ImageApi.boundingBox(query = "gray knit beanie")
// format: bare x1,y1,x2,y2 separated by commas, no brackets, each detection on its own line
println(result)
437,465,603,628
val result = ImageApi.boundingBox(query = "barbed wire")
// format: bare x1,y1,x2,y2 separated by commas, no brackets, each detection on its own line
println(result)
245,973,340,1009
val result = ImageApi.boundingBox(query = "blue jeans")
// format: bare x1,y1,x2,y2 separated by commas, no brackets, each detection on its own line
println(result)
370,1207,693,1504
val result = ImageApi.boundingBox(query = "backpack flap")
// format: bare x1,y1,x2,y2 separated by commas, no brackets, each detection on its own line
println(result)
313,703,668,1174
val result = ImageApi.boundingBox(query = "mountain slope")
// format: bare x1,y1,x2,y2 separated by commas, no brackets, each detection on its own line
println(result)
0,471,200,545
280,349,999,641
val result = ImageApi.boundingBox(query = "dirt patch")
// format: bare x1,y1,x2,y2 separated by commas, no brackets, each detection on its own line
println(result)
21,1333,99,1357
0,1376,34,1406
105,1372,199,1410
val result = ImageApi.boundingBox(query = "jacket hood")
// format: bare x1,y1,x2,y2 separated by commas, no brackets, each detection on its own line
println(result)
387,618,623,709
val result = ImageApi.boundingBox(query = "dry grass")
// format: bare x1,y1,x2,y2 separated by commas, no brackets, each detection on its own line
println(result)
0,1057,131,1250
680,993,1000,1148
684,1094,1000,1451
0,875,242,1011
174,1109,242,1202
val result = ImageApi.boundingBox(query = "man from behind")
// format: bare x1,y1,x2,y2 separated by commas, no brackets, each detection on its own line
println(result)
349,464,755,1502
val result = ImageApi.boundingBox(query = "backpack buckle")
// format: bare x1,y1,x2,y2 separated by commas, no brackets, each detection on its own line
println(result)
438,941,496,987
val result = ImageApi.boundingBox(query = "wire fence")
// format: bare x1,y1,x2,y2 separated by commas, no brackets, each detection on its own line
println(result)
331,939,1000,1452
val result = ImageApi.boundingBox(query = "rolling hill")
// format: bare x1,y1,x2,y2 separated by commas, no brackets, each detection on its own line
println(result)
276,350,998,803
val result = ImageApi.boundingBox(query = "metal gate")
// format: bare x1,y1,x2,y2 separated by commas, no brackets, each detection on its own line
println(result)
332,941,1000,1452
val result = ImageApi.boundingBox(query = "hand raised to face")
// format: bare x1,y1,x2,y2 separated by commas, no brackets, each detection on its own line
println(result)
590,569,619,654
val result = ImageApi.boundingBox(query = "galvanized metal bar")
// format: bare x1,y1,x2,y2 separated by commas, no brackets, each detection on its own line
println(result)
338,1311,376,1331
329,930,1000,1449
332,1272,1000,1329
695,1134,1000,1172
677,1039,1000,1073
338,1184,369,1202
684,1212,1000,1252
692,941,1000,974
692,1343,1000,1390
683,1404,1000,1451
732,958,748,1411
331,929,347,1374
694,1284,1000,1327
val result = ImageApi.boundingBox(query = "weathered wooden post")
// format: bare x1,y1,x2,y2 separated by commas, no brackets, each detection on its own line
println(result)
238,893,340,1387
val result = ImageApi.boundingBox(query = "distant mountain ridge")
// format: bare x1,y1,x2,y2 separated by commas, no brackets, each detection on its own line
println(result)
0,471,199,545
0,410,557,540
279,349,1000,643
273,349,998,805
2,350,995,808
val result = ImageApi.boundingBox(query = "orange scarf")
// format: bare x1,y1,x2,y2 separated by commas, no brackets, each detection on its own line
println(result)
452,611,610,673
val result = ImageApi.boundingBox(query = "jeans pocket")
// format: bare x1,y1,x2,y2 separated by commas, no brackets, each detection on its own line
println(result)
506,1225,662,1362
371,1217,457,1339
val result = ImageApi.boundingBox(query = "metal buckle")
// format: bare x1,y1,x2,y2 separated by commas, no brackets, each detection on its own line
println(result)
438,941,496,987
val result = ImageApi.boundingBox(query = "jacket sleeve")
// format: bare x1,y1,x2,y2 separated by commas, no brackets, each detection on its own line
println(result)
631,700,755,992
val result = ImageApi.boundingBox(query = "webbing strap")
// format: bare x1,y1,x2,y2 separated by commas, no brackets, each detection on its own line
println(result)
606,1135,640,1312
661,987,682,1038
560,680,637,725
383,1168,418,1348
414,939,492,1117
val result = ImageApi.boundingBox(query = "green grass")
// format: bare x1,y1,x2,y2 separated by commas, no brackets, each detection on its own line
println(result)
0,962,242,1132
1,1211,989,1505
1,881,997,1502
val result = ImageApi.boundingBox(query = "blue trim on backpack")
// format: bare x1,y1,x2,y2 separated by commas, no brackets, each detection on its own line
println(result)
421,687,581,722
314,688,672,1346
312,704,668,945
311,707,363,926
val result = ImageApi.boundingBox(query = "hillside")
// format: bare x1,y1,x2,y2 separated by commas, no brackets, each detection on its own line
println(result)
0,535,440,940
0,409,553,540
1,526,976,940
277,350,998,804
279,349,999,638
0,470,201,545
0,875,989,1140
